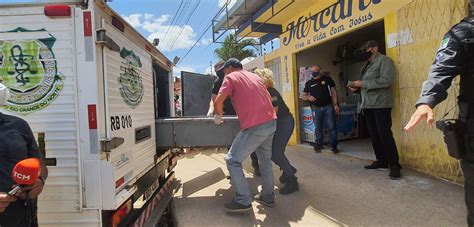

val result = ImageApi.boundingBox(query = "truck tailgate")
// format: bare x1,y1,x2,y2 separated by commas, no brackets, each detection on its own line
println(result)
155,117,240,148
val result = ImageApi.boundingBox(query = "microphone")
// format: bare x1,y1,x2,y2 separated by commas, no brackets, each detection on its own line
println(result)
8,158,41,195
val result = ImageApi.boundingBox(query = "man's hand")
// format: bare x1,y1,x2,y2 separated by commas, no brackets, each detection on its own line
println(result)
404,104,435,131
349,86,360,92
15,178,44,199
214,114,224,125
351,80,362,88
308,96,317,102
334,105,340,115
0,192,16,213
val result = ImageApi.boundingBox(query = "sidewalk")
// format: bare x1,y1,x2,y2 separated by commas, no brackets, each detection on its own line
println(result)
172,145,466,226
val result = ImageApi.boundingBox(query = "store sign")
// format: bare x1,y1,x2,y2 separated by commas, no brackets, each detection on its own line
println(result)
281,0,411,51
283,55,291,92
387,29,414,48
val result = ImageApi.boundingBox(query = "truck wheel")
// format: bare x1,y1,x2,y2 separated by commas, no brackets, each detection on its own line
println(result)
156,199,176,227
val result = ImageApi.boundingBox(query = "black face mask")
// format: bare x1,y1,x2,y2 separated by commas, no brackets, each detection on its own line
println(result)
312,72,320,78
216,70,225,79
356,50,372,61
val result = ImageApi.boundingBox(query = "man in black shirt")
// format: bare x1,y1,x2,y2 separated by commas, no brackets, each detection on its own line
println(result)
208,61,236,116
302,65,340,153
0,83,48,227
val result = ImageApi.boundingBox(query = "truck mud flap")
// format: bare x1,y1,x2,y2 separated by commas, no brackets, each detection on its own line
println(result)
155,117,240,148
133,172,177,227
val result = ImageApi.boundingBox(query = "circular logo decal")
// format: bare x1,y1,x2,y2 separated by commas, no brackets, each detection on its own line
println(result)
118,48,144,109
0,27,64,115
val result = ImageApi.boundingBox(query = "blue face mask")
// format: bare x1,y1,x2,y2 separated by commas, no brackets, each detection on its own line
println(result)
312,72,320,77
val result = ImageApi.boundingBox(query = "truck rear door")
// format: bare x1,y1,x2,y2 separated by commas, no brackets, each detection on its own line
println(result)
101,20,156,196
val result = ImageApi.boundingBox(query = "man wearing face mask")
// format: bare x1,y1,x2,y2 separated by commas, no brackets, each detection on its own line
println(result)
0,83,48,226
302,65,340,153
208,61,236,116
348,40,401,179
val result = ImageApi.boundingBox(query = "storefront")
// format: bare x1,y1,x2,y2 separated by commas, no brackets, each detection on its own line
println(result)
215,0,469,183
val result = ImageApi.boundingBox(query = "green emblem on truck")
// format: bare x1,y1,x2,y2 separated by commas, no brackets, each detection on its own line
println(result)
118,48,144,108
0,27,64,114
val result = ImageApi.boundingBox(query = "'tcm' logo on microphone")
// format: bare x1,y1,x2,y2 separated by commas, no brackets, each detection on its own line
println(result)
13,171,31,181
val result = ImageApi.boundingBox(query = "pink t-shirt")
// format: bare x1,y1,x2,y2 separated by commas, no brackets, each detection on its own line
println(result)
219,70,277,130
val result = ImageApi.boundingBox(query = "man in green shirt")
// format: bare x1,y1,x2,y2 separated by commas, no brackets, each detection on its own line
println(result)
349,40,401,179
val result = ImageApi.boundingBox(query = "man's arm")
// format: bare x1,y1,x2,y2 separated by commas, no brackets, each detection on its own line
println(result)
18,121,48,199
405,28,467,131
331,87,340,114
415,31,466,108
361,57,395,90
301,90,317,102
301,81,315,101
0,193,16,213
301,92,311,101
207,94,218,115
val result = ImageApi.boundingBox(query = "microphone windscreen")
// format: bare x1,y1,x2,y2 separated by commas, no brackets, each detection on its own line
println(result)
12,158,41,185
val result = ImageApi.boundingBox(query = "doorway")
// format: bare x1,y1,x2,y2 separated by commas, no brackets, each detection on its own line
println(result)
295,21,386,160
153,64,172,118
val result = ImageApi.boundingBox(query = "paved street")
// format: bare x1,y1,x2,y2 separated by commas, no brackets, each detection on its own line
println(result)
172,144,466,226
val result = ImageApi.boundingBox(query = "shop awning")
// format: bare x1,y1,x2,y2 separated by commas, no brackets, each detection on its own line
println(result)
213,0,338,43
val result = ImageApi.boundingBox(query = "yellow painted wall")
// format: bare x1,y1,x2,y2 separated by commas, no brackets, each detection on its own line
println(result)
384,12,401,162
395,0,468,183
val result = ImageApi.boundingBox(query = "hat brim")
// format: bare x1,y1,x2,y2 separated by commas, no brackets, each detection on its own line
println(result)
216,64,226,72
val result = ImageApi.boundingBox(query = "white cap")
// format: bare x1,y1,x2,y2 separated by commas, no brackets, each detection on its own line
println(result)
0,83,10,106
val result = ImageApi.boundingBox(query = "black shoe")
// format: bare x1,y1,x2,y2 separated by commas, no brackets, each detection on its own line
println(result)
364,161,389,170
253,194,275,207
279,167,298,184
313,145,322,153
224,200,252,212
331,147,339,154
279,177,299,195
279,173,288,184
389,165,402,179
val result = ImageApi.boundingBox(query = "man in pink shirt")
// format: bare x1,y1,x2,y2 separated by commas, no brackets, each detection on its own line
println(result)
214,58,277,212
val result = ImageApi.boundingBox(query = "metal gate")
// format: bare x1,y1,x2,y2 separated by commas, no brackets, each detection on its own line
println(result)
266,57,283,92
181,71,215,116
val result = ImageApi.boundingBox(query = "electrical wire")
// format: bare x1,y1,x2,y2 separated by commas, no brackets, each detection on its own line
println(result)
161,0,190,49
177,21,212,65
168,0,201,51
159,0,184,48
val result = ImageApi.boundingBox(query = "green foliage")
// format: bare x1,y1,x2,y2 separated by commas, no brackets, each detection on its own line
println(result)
214,33,258,61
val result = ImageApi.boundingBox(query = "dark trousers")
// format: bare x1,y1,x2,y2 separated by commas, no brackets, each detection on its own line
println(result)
463,115,474,226
462,160,474,227
251,114,297,177
363,108,400,167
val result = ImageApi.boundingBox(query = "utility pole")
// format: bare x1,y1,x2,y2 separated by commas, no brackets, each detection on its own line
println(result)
210,61,213,75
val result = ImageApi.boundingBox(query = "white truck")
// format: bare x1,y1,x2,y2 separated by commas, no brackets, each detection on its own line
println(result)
0,1,180,226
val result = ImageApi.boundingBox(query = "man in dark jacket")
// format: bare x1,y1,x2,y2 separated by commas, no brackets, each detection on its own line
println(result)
349,40,401,179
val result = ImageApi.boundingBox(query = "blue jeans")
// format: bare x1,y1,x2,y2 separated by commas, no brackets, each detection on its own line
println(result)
312,105,337,148
226,120,276,206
